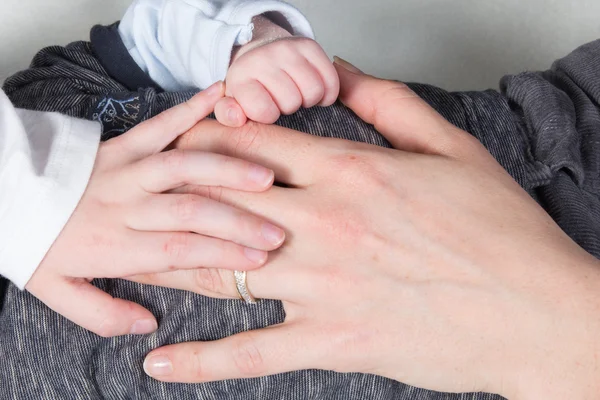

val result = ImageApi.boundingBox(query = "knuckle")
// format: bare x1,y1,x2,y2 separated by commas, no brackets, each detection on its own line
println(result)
232,335,266,377
378,81,413,102
95,324,116,338
252,102,279,123
174,121,204,150
163,232,192,263
228,122,263,158
173,195,202,221
279,96,302,115
315,205,369,244
192,350,208,381
214,239,232,259
206,186,224,203
268,40,295,57
328,151,385,188
154,108,176,128
95,314,119,338
182,185,211,198
304,84,325,104
234,210,254,235
162,150,186,177
193,268,226,294
371,82,415,125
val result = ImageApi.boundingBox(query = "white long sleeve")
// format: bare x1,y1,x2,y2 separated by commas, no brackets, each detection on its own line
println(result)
0,90,100,289
118,0,314,91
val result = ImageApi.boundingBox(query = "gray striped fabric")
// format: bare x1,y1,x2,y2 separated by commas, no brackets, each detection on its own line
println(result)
0,34,599,399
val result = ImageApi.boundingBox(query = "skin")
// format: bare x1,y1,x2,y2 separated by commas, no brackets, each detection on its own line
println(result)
26,82,286,338
137,61,600,399
214,16,340,127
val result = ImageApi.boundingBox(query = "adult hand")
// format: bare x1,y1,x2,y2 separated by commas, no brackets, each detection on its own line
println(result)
26,82,286,338
142,62,600,399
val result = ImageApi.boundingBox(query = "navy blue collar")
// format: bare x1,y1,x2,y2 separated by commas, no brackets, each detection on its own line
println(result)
90,22,163,92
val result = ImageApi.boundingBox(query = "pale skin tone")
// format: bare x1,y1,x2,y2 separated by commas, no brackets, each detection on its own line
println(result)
25,15,331,338
214,15,340,127
26,82,286,338
133,61,600,399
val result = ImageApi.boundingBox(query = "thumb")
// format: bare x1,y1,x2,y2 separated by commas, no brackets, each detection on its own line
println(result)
333,56,460,155
28,276,157,337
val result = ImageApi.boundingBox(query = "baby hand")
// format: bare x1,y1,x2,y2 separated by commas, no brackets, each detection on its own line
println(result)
215,37,340,127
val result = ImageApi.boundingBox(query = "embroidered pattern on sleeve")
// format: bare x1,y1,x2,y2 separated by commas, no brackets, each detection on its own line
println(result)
89,93,148,140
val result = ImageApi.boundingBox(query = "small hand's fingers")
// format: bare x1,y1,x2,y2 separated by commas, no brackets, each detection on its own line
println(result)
112,82,224,162
282,59,325,108
256,70,302,115
27,276,157,337
130,231,269,274
133,149,274,193
298,44,340,106
144,324,320,382
126,194,285,250
174,118,323,187
215,97,247,127
231,80,280,124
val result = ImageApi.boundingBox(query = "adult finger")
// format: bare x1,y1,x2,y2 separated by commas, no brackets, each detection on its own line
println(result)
173,184,297,225
112,81,224,162
122,231,269,276
127,269,236,299
143,324,321,383
29,277,157,337
175,118,326,187
126,194,285,250
126,254,294,301
133,150,274,193
334,57,464,156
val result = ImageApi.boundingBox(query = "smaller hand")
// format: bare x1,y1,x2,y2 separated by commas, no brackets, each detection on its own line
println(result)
215,37,340,127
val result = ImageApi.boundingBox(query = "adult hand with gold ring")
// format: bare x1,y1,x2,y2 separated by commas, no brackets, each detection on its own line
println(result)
138,61,600,399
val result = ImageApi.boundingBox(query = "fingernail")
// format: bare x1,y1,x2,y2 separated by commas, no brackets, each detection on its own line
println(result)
244,248,268,264
248,165,274,187
333,56,363,74
130,319,158,335
204,81,224,96
261,223,285,246
227,107,239,124
144,355,173,377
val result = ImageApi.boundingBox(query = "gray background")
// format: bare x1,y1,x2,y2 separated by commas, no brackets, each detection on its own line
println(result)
1,0,599,90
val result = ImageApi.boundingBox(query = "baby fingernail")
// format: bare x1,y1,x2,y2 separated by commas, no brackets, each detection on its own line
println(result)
262,223,285,246
244,248,268,264
227,107,239,123
248,165,274,187
144,355,173,377
130,319,158,335
333,56,363,74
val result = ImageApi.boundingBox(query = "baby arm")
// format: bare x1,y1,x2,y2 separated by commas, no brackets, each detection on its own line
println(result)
118,0,339,126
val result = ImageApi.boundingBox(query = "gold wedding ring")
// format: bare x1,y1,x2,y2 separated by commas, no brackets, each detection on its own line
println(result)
234,270,258,304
